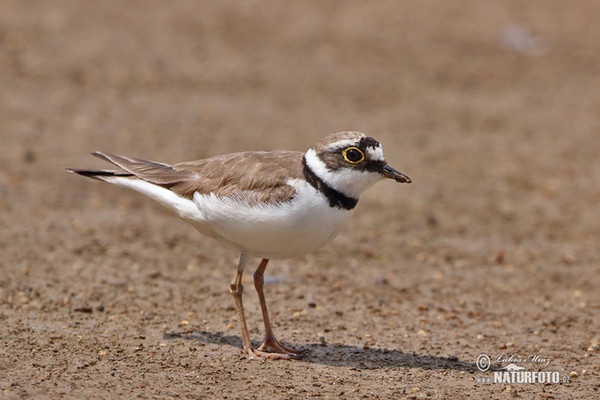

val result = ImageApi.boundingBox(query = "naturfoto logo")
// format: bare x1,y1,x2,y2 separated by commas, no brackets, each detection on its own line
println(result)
475,353,569,384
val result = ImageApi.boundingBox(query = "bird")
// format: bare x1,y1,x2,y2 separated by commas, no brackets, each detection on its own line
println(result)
66,131,411,359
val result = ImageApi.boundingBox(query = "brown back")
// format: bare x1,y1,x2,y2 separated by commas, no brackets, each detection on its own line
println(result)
93,151,304,204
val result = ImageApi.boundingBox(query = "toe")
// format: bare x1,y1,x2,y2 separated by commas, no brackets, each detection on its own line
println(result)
246,348,299,360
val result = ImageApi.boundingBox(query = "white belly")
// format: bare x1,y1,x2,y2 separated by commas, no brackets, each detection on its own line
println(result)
192,180,354,259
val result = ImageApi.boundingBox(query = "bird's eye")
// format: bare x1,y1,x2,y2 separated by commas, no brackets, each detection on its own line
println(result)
343,147,365,164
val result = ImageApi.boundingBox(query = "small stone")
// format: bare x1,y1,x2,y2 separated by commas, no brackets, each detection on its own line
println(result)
179,320,189,325
569,371,578,378
495,249,505,264
417,329,427,336
562,252,576,265
23,149,36,163
376,277,389,285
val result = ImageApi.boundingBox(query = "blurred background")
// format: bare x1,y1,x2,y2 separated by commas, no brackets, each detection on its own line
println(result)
2,1,599,243
1,1,598,397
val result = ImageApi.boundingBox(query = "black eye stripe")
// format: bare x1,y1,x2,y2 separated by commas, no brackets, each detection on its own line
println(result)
365,160,386,172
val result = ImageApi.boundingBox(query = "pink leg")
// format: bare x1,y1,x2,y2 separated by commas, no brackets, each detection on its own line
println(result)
253,259,303,356
229,253,300,360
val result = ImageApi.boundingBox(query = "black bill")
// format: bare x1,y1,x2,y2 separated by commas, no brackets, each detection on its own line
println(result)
381,164,412,183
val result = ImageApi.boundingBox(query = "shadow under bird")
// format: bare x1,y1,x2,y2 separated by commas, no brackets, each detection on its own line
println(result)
67,131,411,359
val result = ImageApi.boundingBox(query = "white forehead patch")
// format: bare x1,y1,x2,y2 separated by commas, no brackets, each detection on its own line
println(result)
324,139,357,151
325,140,385,162
366,145,384,161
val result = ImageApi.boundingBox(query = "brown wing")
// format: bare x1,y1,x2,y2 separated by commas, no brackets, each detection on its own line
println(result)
91,150,304,204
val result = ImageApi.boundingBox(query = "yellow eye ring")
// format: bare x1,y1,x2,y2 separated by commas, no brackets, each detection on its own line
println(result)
343,147,365,164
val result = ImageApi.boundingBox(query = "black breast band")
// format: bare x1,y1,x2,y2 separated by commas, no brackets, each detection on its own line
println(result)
302,155,358,210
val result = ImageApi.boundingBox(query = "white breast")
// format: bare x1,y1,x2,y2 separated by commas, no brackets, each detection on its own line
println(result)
192,179,354,259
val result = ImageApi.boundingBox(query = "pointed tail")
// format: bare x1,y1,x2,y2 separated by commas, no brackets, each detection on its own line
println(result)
65,167,133,180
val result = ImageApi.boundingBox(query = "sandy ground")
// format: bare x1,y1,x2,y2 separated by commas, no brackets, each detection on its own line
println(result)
1,1,599,398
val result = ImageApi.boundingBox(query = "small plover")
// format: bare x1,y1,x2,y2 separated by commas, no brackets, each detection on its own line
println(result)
67,131,411,359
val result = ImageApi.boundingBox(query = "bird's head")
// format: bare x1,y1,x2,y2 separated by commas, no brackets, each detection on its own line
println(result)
304,131,411,199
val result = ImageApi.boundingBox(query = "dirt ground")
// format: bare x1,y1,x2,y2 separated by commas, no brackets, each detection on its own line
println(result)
1,1,599,399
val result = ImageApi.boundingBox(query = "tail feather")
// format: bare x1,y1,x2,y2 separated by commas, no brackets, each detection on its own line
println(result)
65,167,133,179
90,151,192,185
65,155,207,227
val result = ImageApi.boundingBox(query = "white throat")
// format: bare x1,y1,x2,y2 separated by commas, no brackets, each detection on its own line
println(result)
304,148,383,199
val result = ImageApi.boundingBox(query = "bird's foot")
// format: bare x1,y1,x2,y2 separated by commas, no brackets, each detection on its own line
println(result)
245,347,300,360
258,336,305,355
243,337,305,360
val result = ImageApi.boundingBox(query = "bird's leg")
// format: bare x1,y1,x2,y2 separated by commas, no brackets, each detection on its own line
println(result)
253,259,303,356
229,251,253,355
229,253,297,360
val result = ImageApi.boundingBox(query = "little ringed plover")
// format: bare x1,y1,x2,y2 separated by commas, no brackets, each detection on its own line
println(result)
67,131,411,359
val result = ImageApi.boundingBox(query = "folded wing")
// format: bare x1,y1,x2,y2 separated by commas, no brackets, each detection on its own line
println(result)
70,150,304,205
